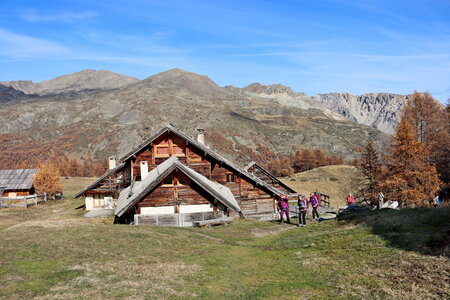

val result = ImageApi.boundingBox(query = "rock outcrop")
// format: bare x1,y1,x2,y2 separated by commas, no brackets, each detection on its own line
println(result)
312,93,409,134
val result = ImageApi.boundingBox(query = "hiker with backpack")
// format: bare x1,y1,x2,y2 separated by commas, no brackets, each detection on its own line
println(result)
297,195,308,226
310,193,320,220
277,196,291,224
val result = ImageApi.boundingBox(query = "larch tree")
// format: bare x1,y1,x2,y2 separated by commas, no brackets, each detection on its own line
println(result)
33,162,63,198
356,140,383,208
402,92,449,191
381,118,441,207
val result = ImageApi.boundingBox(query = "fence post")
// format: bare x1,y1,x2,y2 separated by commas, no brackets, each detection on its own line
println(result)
44,193,47,202
34,195,37,206
24,197,27,208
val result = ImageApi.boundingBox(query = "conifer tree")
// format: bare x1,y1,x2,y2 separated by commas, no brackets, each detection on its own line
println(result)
356,140,382,208
403,92,449,191
381,118,441,207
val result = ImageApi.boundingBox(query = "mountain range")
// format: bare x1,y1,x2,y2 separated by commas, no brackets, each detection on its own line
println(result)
0,68,408,165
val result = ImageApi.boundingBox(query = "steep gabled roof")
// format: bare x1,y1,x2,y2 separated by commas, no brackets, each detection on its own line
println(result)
119,124,284,197
115,156,241,217
74,163,126,198
244,161,297,194
0,169,38,190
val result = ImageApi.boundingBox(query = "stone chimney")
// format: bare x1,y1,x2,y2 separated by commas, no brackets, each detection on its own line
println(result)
196,128,205,145
140,161,149,180
108,156,117,170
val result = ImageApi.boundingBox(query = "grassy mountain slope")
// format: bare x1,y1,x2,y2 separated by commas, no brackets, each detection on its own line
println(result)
281,165,359,207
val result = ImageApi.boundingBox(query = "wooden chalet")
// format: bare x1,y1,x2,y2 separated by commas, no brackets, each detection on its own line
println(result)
0,169,38,198
244,162,297,197
76,125,292,225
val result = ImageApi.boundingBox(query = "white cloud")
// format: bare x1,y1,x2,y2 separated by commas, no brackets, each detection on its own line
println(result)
20,10,97,23
0,29,68,59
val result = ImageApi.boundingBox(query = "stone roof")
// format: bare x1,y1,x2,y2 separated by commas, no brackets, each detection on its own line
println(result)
0,169,38,191
244,161,297,194
74,163,126,198
115,156,241,217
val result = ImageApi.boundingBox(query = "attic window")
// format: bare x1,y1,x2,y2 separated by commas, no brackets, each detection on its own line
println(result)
161,173,190,186
226,174,235,183
162,174,173,186
177,173,190,186
155,145,169,157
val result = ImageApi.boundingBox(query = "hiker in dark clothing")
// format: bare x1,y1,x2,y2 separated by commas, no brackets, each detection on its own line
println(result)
277,196,291,224
297,195,308,226
310,193,320,220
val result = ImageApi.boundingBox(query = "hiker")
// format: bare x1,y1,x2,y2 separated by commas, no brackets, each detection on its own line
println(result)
277,196,291,224
346,193,355,205
297,195,308,226
310,193,320,220
433,195,441,207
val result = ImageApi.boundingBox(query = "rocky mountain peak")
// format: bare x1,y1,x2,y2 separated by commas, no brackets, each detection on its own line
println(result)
141,68,231,97
243,83,295,96
313,92,409,134
1,69,139,95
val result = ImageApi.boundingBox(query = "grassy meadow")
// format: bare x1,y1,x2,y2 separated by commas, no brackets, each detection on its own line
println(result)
0,177,448,299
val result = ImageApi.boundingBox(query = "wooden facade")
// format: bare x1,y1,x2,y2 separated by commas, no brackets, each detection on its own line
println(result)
126,131,276,217
76,125,287,223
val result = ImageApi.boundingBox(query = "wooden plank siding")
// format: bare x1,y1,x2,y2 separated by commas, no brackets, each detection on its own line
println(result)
128,131,277,216
139,180,213,208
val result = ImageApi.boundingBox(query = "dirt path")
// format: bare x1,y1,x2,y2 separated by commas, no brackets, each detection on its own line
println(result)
251,224,296,237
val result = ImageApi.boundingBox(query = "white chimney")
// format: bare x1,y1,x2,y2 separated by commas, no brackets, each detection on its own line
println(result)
108,156,117,170
196,128,205,145
140,161,149,180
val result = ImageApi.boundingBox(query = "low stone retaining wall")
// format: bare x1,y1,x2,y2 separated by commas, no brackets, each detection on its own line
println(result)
134,211,224,227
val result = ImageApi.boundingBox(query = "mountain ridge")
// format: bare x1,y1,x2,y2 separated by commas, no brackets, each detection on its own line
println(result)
1,69,139,96
0,68,390,167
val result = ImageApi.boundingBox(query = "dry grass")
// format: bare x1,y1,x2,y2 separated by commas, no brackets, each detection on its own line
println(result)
0,177,448,299
280,165,359,207
60,177,96,198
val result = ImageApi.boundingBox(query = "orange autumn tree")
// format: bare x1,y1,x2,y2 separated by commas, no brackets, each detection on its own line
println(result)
33,162,63,198
381,118,441,207
403,92,449,190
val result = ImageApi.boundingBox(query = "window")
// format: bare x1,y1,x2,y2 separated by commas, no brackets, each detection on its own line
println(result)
161,173,190,186
177,173,190,186
155,145,169,157
226,174,235,183
162,174,173,186
154,137,186,158
93,194,103,207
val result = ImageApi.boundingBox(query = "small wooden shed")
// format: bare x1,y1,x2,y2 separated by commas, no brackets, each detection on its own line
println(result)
0,169,38,198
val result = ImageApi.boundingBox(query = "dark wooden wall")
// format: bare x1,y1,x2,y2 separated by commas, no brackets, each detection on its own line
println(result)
129,132,276,215
83,131,276,216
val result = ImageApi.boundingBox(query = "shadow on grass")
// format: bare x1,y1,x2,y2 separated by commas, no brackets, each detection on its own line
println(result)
337,206,450,257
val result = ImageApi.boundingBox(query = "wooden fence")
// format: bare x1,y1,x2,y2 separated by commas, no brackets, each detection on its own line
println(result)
0,194,47,208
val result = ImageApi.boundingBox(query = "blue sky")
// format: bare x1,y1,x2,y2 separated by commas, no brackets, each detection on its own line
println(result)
0,0,449,101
